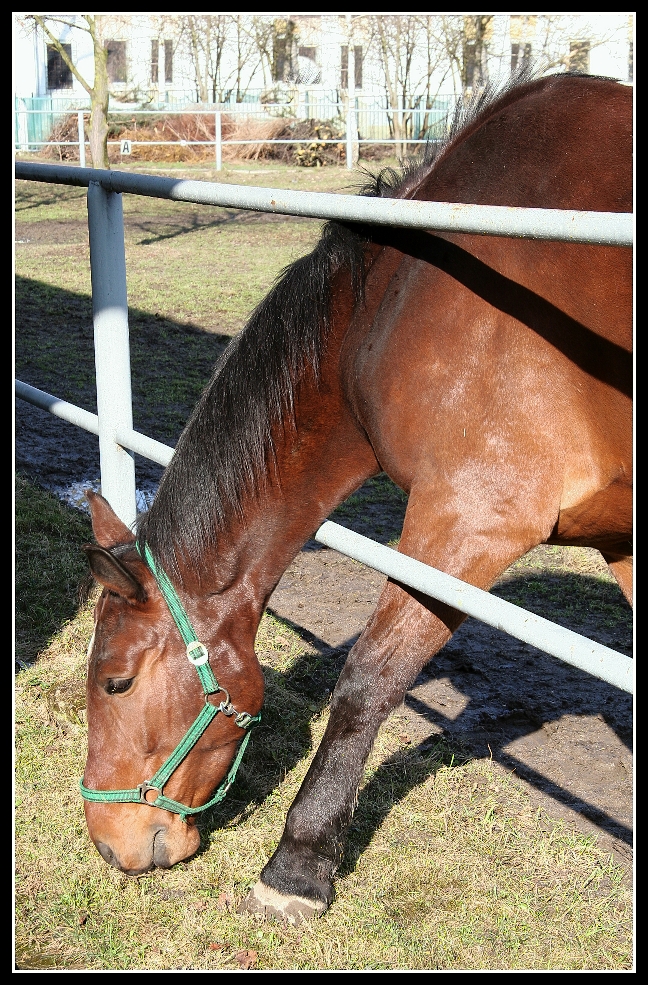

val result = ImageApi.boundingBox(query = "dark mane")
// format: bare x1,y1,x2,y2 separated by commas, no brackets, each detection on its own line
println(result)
137,71,592,579
137,218,368,575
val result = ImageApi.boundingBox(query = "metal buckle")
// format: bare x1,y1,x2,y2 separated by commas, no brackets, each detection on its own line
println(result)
205,687,233,713
137,781,162,805
186,641,209,666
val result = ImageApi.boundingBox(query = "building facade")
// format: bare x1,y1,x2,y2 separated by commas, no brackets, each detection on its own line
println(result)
14,13,634,109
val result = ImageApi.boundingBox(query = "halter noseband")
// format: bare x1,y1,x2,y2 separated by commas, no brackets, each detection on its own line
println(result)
79,541,261,822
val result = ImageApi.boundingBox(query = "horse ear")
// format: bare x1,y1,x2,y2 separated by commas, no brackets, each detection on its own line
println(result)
83,544,148,603
86,490,133,548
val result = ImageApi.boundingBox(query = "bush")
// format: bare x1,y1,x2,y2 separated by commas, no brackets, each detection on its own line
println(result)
37,112,357,166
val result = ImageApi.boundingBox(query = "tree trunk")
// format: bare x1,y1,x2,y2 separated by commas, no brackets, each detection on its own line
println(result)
375,19,404,159
89,22,110,168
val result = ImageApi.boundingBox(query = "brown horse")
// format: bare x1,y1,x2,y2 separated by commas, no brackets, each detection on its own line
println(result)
82,74,632,923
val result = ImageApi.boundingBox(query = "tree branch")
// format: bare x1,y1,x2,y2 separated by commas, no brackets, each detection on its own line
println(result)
33,15,93,97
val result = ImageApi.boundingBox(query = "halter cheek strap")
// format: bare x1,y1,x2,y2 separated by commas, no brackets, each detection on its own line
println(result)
79,541,261,821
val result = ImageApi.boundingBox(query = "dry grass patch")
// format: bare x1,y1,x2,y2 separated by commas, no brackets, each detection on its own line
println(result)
15,494,632,970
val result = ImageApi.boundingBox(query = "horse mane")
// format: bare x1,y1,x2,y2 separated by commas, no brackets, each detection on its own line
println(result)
137,218,368,576
137,70,604,579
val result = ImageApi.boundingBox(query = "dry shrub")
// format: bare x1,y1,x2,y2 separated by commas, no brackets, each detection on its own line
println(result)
222,116,288,161
39,111,348,165
112,113,224,163
40,114,85,162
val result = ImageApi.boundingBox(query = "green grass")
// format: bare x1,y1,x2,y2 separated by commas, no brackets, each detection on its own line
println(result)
14,478,632,970
14,159,393,334
493,547,632,648
15,475,93,667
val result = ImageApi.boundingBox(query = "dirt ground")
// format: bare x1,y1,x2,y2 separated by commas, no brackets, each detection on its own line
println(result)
267,543,633,879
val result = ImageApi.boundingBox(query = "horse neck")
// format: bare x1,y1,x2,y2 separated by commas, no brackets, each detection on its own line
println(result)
187,300,379,608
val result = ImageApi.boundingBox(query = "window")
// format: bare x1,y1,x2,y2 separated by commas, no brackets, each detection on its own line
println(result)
341,45,348,89
354,46,363,89
341,46,362,89
272,19,296,82
164,40,173,84
296,46,320,84
569,41,590,74
511,42,532,73
47,43,73,89
106,41,127,84
151,40,159,84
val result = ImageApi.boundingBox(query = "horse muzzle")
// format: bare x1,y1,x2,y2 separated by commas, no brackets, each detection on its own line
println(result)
84,802,201,874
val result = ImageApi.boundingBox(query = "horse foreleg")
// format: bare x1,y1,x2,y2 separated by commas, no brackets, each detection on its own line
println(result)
240,481,548,923
239,583,465,923
600,552,633,607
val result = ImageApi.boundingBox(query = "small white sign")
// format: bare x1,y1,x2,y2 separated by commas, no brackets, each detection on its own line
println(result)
120,139,132,155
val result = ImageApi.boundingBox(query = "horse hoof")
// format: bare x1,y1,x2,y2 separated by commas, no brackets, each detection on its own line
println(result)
237,881,327,925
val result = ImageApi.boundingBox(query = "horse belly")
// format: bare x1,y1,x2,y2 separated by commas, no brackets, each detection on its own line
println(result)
553,479,633,551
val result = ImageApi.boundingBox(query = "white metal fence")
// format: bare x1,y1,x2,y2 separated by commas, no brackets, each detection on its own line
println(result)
14,161,634,693
14,99,455,170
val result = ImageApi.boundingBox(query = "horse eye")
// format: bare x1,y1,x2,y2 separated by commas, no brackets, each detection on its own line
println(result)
105,678,134,695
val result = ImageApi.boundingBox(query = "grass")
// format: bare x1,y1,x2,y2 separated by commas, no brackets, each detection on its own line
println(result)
493,547,632,648
14,158,399,336
14,479,633,971
14,166,633,969
15,474,93,667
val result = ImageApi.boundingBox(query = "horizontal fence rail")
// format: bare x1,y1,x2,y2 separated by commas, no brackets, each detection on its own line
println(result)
14,163,634,694
14,381,174,467
15,163,633,246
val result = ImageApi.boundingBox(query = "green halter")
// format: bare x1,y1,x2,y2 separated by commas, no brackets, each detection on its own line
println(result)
79,541,261,822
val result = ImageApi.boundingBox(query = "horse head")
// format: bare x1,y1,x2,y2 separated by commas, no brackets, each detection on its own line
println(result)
81,491,264,874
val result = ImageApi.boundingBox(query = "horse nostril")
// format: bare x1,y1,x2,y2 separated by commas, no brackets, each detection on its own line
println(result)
152,829,172,869
95,841,119,868
96,839,155,875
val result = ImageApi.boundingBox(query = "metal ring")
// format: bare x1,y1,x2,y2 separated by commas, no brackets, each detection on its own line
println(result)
137,781,162,805
206,687,232,713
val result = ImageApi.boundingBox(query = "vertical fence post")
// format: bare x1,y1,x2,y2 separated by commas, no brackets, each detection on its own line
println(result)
346,105,356,170
86,181,137,529
77,110,86,168
396,93,403,160
16,98,29,151
215,110,222,171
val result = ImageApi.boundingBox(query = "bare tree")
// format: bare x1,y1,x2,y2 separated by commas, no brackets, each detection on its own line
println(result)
24,14,113,167
411,16,455,137
531,14,628,75
23,13,165,167
453,15,494,92
229,15,265,102
178,15,270,104
248,16,276,90
177,15,228,103
364,15,457,155
364,15,416,155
